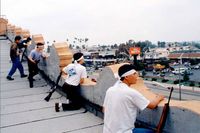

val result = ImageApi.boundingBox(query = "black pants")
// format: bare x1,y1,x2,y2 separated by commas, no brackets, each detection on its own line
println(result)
61,82,83,111
27,59,39,88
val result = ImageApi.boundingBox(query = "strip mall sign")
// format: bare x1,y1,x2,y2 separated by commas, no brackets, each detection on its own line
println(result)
129,47,141,55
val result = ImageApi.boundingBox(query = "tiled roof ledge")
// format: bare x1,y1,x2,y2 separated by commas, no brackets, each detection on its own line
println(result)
32,34,45,45
0,18,8,35
53,42,73,69
14,26,22,36
21,29,30,38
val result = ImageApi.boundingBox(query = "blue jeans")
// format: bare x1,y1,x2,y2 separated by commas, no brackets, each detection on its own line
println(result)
8,57,25,77
132,128,154,133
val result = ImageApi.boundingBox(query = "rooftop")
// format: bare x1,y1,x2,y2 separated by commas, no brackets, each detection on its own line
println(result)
0,39,103,133
1,17,200,133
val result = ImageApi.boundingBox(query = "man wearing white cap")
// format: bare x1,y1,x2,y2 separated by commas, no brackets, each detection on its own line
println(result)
103,64,164,133
55,52,87,112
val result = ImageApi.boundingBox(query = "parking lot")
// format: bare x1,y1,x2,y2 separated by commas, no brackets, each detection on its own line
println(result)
144,69,200,82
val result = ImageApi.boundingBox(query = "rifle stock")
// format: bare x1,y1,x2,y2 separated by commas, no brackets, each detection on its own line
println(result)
156,87,173,133
156,103,169,133
44,88,56,101
44,71,62,102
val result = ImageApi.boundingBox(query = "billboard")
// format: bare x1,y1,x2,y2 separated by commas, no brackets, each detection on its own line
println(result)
129,47,141,55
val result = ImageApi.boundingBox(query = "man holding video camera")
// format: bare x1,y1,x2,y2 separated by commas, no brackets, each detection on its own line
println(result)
6,36,27,80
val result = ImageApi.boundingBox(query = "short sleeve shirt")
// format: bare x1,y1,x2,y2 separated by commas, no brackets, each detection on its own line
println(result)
63,63,87,86
29,49,43,62
103,81,150,133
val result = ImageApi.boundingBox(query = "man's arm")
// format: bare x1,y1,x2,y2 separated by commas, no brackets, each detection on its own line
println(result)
102,107,105,113
61,66,68,75
147,94,165,109
42,52,49,59
28,55,36,64
80,67,87,84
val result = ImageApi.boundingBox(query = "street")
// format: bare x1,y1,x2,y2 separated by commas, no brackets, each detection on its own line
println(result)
145,82,200,101
145,69,200,82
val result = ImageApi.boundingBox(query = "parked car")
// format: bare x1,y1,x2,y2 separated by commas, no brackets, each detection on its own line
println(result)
194,65,200,69
172,67,187,75
184,70,193,75
160,73,165,77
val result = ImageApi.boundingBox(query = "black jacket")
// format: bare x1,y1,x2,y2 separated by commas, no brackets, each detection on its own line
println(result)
10,43,19,59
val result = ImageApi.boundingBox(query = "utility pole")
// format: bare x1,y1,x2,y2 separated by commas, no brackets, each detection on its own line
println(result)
178,53,184,100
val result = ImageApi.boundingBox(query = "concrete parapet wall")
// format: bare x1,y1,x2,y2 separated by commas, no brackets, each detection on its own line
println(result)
92,67,117,105
0,18,8,36
137,102,200,133
38,42,73,85
6,24,15,41
81,67,116,105
36,43,200,132
81,63,128,105
38,45,61,83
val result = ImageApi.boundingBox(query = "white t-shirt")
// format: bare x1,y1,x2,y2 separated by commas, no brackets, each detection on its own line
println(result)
63,63,87,86
103,81,150,133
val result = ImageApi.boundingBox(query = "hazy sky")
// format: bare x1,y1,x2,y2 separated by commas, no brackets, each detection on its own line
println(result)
2,0,200,45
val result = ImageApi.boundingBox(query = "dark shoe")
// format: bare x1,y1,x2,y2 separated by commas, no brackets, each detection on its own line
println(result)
21,74,28,78
7,76,14,80
55,103,60,112
30,83,33,88
29,80,34,88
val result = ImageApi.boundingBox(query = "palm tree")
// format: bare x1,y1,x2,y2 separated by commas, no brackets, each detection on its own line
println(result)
85,38,89,42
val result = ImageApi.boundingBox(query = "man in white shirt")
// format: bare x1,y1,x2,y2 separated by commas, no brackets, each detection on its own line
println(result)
55,52,87,112
103,64,164,133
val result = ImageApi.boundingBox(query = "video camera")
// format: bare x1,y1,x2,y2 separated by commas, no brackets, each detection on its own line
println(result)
18,37,32,49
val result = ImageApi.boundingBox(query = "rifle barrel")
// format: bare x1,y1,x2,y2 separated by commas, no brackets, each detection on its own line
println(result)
44,71,62,102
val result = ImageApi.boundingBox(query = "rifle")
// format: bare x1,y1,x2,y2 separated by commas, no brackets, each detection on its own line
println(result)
156,86,174,133
44,71,62,102
20,46,28,62
19,37,31,62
